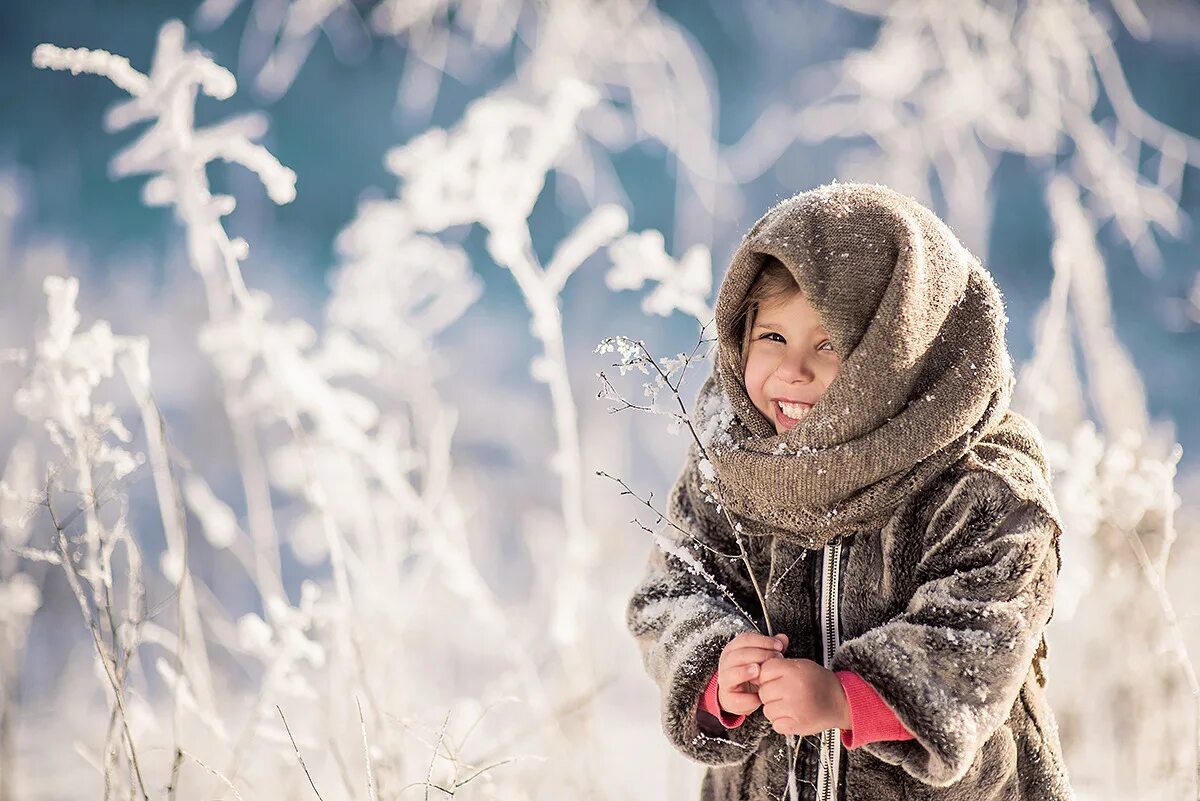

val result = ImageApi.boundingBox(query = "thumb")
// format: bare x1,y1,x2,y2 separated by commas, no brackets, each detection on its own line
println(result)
775,632,789,648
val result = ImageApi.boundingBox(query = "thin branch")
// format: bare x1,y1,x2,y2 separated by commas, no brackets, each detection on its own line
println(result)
425,711,451,801
594,469,737,559
357,695,378,801
179,749,247,801
44,477,151,801
597,326,797,787
634,518,758,625
595,371,654,414
766,551,810,599
451,757,520,790
276,705,325,801
397,779,452,797
596,334,776,636
167,747,184,801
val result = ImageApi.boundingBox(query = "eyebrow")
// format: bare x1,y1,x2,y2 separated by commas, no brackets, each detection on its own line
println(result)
751,321,826,334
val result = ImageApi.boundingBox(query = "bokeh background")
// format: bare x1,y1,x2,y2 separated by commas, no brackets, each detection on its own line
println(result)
1,1,1199,799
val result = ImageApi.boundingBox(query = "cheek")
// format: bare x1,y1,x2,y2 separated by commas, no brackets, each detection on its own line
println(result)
743,354,772,404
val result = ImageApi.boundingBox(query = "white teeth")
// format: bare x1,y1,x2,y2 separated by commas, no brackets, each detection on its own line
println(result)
778,401,812,421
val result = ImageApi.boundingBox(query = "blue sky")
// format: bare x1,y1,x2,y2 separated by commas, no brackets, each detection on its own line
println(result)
2,0,1198,470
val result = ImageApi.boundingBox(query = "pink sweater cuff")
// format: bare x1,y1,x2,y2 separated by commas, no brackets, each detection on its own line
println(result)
698,669,746,728
697,668,915,746
836,671,915,748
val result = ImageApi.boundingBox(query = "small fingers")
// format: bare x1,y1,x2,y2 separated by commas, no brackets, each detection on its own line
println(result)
722,647,785,671
729,632,787,654
771,717,801,736
761,700,785,720
722,662,761,686
718,689,762,716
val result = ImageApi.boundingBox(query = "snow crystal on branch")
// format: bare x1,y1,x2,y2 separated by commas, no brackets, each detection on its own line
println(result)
594,332,714,440
594,335,651,377
649,527,754,625
696,385,737,451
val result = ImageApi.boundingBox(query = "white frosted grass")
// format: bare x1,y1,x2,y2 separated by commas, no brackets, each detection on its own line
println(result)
203,138,298,205
38,22,298,218
545,203,630,293
9,3,1196,799
383,81,608,667
182,472,240,550
25,23,458,799
5,277,168,797
606,229,713,323
31,44,150,97
35,20,304,621
329,225,481,365
385,79,600,238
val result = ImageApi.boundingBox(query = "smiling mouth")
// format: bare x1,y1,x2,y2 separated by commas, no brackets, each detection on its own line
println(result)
774,399,813,427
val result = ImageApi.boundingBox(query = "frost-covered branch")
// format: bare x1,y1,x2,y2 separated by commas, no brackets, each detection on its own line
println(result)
594,325,813,792
594,328,775,636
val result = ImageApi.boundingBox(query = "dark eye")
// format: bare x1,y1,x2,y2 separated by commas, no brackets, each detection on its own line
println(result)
758,332,786,343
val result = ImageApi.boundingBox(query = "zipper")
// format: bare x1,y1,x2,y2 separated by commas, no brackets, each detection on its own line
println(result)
814,539,843,801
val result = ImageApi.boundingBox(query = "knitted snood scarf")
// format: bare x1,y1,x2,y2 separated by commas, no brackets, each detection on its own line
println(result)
693,182,1062,551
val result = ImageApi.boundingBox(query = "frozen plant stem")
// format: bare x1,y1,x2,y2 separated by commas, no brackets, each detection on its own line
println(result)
37,29,398,799
119,348,217,748
599,333,775,635
1119,478,1200,799
32,31,394,798
277,705,325,801
425,710,450,801
393,706,522,798
178,749,246,801
42,479,150,801
486,233,597,686
597,329,812,789
357,695,378,801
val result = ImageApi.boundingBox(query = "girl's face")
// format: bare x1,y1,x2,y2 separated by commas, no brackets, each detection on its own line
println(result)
743,290,842,434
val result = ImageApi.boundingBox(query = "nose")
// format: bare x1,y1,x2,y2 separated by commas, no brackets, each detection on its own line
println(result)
774,347,815,383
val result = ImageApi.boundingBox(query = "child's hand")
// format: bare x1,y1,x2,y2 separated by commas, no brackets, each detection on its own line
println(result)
717,631,789,716
757,656,852,736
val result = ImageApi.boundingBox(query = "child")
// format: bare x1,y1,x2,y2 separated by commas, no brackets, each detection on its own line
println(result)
625,182,1070,801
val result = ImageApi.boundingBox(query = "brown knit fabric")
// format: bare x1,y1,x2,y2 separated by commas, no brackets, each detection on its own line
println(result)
695,181,1062,550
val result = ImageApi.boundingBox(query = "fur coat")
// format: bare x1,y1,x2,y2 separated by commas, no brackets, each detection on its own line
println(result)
625,442,1072,800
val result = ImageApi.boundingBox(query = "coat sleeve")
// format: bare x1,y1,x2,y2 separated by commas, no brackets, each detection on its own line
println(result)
624,442,774,766
829,469,1061,786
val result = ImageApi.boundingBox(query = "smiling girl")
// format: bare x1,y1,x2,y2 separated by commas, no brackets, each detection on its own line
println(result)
625,182,1070,801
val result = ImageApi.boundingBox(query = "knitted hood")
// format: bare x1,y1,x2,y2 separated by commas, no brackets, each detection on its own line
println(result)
695,181,1060,547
